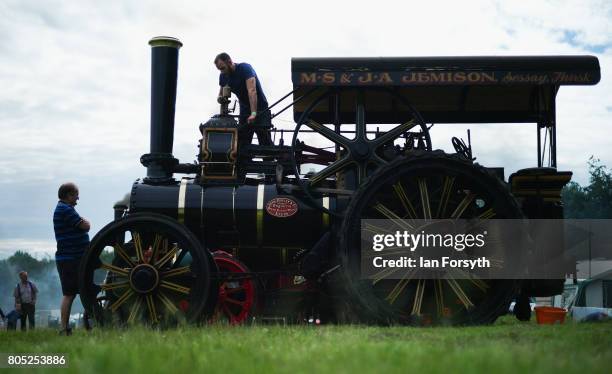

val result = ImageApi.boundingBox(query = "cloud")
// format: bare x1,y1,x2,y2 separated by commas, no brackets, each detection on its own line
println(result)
0,0,610,257
495,0,611,48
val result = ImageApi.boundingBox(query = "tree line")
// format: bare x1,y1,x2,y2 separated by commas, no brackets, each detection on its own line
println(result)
562,157,612,219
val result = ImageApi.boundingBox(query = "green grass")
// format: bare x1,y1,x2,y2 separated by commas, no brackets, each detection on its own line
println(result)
1,316,611,374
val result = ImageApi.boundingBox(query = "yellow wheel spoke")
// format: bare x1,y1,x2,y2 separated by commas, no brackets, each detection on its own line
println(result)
466,277,489,292
478,208,496,219
392,182,418,220
110,288,134,312
146,294,159,323
160,280,191,295
162,266,192,278
434,279,444,317
373,203,413,230
363,222,394,236
418,178,432,220
436,176,455,218
446,278,474,309
159,238,169,263
132,231,144,263
363,246,408,259
450,193,475,219
127,297,143,324
155,244,180,268
411,279,425,316
158,291,179,314
100,281,129,291
100,263,129,277
385,268,416,305
150,234,162,264
384,269,416,303
448,268,489,292
386,279,409,305
113,244,135,267
371,266,402,285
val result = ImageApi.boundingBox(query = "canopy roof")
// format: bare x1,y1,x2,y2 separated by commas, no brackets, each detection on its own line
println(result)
291,55,600,124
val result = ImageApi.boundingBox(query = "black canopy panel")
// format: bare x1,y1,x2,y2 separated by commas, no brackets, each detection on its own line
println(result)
291,56,600,124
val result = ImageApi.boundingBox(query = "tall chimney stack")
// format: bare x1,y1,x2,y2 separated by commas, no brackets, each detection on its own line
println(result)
141,36,183,183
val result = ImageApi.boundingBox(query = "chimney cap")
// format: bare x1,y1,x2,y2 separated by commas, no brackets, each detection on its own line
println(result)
149,36,183,49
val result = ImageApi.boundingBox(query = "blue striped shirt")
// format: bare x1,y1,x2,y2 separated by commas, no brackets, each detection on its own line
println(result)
53,201,90,261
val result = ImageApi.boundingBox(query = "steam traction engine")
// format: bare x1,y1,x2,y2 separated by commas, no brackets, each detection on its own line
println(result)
78,37,600,326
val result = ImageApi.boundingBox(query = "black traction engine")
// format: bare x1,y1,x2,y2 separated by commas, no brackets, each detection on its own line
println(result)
78,37,600,327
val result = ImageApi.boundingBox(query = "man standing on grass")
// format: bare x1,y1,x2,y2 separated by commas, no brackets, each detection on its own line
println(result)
13,271,38,331
53,182,91,336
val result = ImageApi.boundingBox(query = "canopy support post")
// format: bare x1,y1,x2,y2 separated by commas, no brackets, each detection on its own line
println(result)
537,123,542,168
550,86,559,169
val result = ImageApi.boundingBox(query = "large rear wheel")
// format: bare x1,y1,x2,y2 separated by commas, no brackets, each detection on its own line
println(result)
339,151,525,325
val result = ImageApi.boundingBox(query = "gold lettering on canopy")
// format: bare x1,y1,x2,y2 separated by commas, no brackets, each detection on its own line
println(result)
453,72,466,83
341,73,353,84
482,72,496,82
300,73,317,84
295,70,592,86
467,72,480,82
552,72,591,83
417,72,430,83
322,72,335,84
378,73,393,83
358,73,373,83
402,73,417,83
501,72,550,84
430,73,450,83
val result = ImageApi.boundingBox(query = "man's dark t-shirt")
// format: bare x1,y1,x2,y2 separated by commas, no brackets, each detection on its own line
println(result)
219,63,268,119
53,201,90,261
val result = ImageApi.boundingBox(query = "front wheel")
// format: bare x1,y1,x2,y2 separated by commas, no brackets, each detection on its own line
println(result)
79,213,216,328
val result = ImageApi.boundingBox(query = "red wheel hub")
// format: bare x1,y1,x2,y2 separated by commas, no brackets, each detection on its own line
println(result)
212,251,256,325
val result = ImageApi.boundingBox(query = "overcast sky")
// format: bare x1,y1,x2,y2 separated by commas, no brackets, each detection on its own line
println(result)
0,0,610,258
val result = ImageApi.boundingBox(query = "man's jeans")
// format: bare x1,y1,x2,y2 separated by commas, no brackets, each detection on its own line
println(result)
239,110,273,148
19,303,35,331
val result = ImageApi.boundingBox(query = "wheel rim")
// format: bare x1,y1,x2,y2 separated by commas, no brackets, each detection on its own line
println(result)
340,153,523,325
79,214,211,327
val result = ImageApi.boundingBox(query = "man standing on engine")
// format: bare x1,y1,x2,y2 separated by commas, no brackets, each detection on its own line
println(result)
214,53,273,147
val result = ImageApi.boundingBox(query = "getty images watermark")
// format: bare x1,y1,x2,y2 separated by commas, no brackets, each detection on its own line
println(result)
371,228,490,270
360,219,612,280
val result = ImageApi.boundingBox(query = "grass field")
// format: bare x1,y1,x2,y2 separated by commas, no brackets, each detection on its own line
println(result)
1,316,611,374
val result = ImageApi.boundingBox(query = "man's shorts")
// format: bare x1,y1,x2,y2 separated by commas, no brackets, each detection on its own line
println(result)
56,259,81,296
